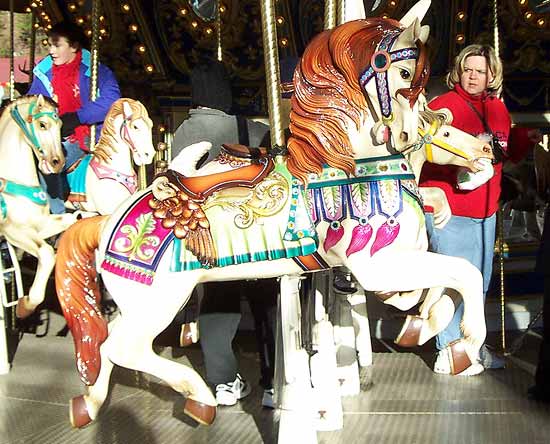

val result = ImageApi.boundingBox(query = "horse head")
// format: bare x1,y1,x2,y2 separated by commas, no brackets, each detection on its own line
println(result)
415,109,494,173
287,14,430,185
4,94,64,174
96,98,155,166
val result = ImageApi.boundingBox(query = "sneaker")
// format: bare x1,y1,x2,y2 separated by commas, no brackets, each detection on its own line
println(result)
262,388,275,409
215,373,251,406
479,345,505,369
433,347,484,376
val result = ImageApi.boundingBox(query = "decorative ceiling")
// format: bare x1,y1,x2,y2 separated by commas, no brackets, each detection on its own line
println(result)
7,0,550,120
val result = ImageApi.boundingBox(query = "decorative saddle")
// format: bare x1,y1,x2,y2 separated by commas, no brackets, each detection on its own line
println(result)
150,144,274,267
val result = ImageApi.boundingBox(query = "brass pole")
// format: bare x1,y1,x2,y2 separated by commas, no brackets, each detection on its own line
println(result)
260,0,284,155
9,0,15,101
89,0,101,150
493,0,506,351
29,10,36,84
337,0,345,27
324,0,337,30
216,0,222,62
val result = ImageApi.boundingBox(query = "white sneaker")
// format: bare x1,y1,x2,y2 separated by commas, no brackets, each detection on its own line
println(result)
215,373,251,406
433,347,484,376
262,388,275,409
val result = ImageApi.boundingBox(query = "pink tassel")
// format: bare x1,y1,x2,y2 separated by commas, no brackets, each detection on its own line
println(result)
323,223,345,252
370,221,400,256
345,223,373,257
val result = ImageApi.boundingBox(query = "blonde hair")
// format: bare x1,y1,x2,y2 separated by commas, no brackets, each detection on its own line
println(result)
446,44,503,96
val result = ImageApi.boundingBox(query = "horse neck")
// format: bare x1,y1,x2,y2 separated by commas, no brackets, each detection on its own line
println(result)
406,149,426,182
0,117,40,186
93,135,134,175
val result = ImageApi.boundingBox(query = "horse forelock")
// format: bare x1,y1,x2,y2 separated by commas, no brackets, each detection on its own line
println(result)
93,98,150,162
287,18,402,185
0,95,57,123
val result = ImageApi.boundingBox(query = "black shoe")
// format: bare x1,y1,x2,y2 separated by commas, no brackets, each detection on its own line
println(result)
527,385,550,403
333,272,357,294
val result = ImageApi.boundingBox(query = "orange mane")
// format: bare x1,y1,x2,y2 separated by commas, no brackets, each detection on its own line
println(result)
287,18,406,185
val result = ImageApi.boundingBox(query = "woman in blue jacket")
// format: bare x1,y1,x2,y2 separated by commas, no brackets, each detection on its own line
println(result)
28,21,121,213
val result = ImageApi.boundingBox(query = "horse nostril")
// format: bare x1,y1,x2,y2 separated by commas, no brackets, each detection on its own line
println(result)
400,132,409,142
483,146,491,153
52,158,60,166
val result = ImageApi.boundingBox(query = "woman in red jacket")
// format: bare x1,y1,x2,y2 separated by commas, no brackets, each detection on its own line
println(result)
421,44,532,374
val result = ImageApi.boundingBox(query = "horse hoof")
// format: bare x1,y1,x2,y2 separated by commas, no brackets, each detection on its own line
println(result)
15,297,34,319
70,395,93,428
394,315,423,348
179,323,199,347
448,340,483,376
184,398,216,425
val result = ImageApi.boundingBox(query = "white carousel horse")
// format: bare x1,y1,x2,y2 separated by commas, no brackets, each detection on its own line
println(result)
54,11,487,428
65,98,155,215
0,95,80,319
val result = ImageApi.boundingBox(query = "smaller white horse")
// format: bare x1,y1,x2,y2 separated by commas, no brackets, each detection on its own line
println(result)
0,95,79,318
65,98,155,215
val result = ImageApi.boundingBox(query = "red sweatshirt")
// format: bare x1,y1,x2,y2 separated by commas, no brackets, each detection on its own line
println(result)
420,84,529,218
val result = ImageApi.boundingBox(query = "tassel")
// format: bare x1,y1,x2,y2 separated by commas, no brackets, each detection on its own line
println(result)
323,222,344,252
370,220,400,256
345,223,373,257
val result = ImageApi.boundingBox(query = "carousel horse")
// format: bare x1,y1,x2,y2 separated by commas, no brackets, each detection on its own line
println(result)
0,95,80,319
65,98,155,215
54,10,488,427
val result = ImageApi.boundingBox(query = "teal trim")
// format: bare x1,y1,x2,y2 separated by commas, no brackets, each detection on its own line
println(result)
10,102,59,153
170,240,317,272
0,179,47,206
306,173,415,189
0,195,6,219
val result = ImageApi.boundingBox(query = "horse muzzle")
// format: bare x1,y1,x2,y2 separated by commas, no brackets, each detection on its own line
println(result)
40,156,65,175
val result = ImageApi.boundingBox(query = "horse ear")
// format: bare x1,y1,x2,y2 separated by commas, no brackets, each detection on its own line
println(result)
342,0,366,23
122,100,133,120
438,108,453,124
419,25,430,44
396,18,421,48
37,94,45,108
400,0,431,27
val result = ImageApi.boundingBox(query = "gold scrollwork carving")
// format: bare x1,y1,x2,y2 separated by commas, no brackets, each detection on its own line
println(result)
203,171,289,229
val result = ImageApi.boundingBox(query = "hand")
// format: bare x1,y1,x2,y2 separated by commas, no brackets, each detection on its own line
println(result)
60,112,80,138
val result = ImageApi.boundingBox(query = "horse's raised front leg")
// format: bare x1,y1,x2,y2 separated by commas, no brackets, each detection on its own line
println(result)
4,229,55,318
346,250,486,375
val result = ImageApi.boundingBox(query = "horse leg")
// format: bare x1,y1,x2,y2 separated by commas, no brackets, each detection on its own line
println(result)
346,251,486,374
70,317,119,428
99,275,217,424
4,230,54,318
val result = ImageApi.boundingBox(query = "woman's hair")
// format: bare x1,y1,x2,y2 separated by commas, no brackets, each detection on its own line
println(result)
48,21,89,50
446,44,503,96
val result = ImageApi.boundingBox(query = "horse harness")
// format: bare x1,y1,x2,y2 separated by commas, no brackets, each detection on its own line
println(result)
10,101,59,154
359,29,429,128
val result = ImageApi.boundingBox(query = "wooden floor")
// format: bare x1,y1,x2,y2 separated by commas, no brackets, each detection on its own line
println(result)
0,310,548,444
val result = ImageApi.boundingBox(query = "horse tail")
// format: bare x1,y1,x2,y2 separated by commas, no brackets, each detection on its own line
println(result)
55,215,109,386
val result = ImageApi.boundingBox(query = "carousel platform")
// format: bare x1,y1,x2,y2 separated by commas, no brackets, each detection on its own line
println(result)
0,309,548,444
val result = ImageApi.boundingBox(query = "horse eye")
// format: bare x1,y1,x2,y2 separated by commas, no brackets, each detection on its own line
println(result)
400,69,411,80
39,122,47,130
443,131,450,137
133,125,139,130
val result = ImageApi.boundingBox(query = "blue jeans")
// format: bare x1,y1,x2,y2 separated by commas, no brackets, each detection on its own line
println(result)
425,213,496,350
41,138,86,214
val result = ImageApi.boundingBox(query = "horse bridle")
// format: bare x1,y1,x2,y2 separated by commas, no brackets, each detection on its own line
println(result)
359,29,429,128
10,101,59,153
119,117,139,154
406,121,474,161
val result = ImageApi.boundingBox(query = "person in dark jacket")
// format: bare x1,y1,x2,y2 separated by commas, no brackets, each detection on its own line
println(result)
27,21,121,213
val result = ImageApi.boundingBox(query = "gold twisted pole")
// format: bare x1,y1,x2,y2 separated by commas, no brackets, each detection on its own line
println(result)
29,10,36,85
324,0,337,30
216,0,222,62
493,0,506,352
260,0,284,156
89,0,101,150
9,0,15,101
337,0,346,27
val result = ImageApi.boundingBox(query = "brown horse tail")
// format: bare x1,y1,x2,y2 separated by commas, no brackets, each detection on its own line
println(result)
55,215,109,386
